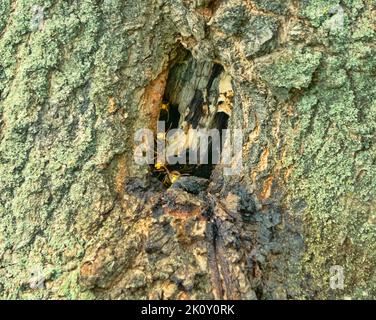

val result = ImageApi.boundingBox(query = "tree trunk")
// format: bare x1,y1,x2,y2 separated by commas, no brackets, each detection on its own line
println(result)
0,0,375,299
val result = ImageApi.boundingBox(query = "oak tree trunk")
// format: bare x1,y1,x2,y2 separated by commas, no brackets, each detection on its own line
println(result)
0,0,375,299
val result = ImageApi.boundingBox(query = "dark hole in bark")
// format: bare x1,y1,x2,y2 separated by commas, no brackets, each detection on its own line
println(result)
185,89,204,129
151,46,232,187
212,111,229,145
159,101,181,131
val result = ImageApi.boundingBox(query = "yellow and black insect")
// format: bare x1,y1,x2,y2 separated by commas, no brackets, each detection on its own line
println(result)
153,162,181,187
159,102,170,123
151,100,192,187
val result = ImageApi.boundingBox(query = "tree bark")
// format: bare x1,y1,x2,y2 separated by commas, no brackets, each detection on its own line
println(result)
0,0,375,299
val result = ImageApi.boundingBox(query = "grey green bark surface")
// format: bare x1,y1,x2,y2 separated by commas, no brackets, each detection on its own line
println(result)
0,0,375,299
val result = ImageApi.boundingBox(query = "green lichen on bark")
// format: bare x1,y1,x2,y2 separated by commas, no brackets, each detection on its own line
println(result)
0,0,164,298
282,0,376,298
257,49,322,90
0,0,375,300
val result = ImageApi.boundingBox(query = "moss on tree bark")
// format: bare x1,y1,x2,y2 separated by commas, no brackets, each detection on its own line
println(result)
0,0,375,299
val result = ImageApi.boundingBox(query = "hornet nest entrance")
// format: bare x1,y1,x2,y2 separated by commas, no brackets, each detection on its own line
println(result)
151,47,234,188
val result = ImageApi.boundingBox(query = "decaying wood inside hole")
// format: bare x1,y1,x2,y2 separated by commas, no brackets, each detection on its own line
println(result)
151,48,233,182
164,48,233,132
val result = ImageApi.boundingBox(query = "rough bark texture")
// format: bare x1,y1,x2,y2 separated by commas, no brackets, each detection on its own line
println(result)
0,0,375,299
